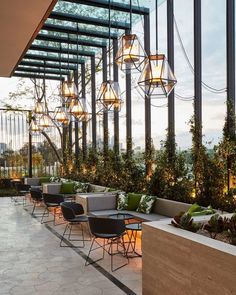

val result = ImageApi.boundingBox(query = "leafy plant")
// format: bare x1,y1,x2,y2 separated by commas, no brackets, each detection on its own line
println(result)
203,214,227,239
171,212,200,233
226,213,236,245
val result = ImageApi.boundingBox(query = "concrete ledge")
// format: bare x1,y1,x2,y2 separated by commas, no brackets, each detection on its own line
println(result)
142,217,236,295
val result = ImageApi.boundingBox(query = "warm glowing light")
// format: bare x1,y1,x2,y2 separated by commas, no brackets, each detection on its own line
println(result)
151,64,162,84
34,101,44,114
123,44,140,63
39,114,50,128
30,121,40,132
61,81,78,98
54,107,69,125
71,104,83,116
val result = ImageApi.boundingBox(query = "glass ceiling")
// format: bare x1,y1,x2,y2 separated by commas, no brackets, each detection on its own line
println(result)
16,0,166,77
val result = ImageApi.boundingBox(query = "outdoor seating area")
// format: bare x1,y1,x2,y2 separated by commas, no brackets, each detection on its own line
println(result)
0,0,236,294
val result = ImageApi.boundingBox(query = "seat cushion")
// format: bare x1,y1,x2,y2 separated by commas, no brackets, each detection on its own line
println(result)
90,209,169,222
60,182,75,194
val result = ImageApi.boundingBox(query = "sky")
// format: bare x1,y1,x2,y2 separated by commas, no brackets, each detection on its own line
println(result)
0,0,234,151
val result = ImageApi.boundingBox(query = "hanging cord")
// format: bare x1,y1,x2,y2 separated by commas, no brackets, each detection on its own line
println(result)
108,0,111,81
130,0,132,32
67,32,70,80
174,16,226,94
155,0,158,54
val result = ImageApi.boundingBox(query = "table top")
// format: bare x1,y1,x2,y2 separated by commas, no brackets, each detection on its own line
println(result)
109,213,134,220
126,223,142,231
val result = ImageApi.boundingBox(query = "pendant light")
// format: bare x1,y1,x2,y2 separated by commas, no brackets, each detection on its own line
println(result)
61,34,78,99
54,45,70,126
70,23,89,120
38,64,52,130
97,0,122,111
29,117,41,135
54,105,69,126
115,0,146,72
34,101,44,114
138,0,177,98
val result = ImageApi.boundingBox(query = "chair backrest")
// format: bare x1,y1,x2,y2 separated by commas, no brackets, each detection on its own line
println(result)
88,216,126,237
43,193,64,205
15,183,30,192
61,202,84,215
30,189,42,201
61,202,76,221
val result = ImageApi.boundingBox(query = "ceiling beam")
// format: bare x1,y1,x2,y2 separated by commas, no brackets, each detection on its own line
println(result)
49,11,129,30
13,72,63,81
42,23,118,39
20,60,77,70
16,66,69,76
24,53,85,64
36,33,106,48
61,0,149,15
30,44,95,57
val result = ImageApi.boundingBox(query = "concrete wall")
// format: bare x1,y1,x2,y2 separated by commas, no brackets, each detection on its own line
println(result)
142,221,236,295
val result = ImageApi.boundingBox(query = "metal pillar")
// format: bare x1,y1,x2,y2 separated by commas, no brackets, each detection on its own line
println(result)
102,47,109,157
226,0,235,136
125,29,132,156
74,69,79,167
68,73,73,155
144,14,151,173
167,0,175,159
113,38,119,155
194,0,202,140
28,111,33,177
81,63,87,158
91,56,97,149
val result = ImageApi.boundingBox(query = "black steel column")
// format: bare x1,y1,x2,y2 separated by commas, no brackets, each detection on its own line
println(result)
144,14,151,174
102,47,109,157
81,63,87,158
194,0,202,140
74,69,79,167
126,29,132,156
91,56,97,150
68,73,73,155
167,0,175,159
28,111,33,177
113,38,119,155
226,0,235,136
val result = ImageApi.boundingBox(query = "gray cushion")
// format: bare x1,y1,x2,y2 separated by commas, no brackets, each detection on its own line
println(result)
90,209,169,222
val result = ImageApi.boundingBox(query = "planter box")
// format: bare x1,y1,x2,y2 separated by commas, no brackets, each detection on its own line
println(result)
142,217,236,295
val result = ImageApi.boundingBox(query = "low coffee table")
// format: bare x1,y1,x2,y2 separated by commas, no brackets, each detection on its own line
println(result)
108,213,134,222
126,223,142,257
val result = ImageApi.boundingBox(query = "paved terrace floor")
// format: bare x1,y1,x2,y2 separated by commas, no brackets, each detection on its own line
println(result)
0,197,142,295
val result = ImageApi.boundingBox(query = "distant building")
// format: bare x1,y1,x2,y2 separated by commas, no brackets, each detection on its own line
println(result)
0,143,7,155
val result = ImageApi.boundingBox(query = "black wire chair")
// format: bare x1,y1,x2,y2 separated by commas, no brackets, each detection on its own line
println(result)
13,183,31,206
60,202,90,248
85,216,129,272
30,189,43,216
41,193,64,225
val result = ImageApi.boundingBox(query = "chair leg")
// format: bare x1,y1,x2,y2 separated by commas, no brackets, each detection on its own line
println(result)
40,207,48,224
85,237,105,266
60,223,69,247
31,202,36,215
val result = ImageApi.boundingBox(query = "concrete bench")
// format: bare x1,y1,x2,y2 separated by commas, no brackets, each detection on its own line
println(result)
76,193,193,221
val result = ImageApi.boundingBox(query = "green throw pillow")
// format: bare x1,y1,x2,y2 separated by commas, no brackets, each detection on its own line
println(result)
39,177,51,184
127,193,142,211
136,195,156,214
117,192,128,210
188,203,202,215
60,182,75,194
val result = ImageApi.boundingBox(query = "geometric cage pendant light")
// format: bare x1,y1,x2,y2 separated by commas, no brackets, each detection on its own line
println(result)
97,0,122,112
115,33,146,73
138,54,177,98
138,0,177,98
115,0,146,72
